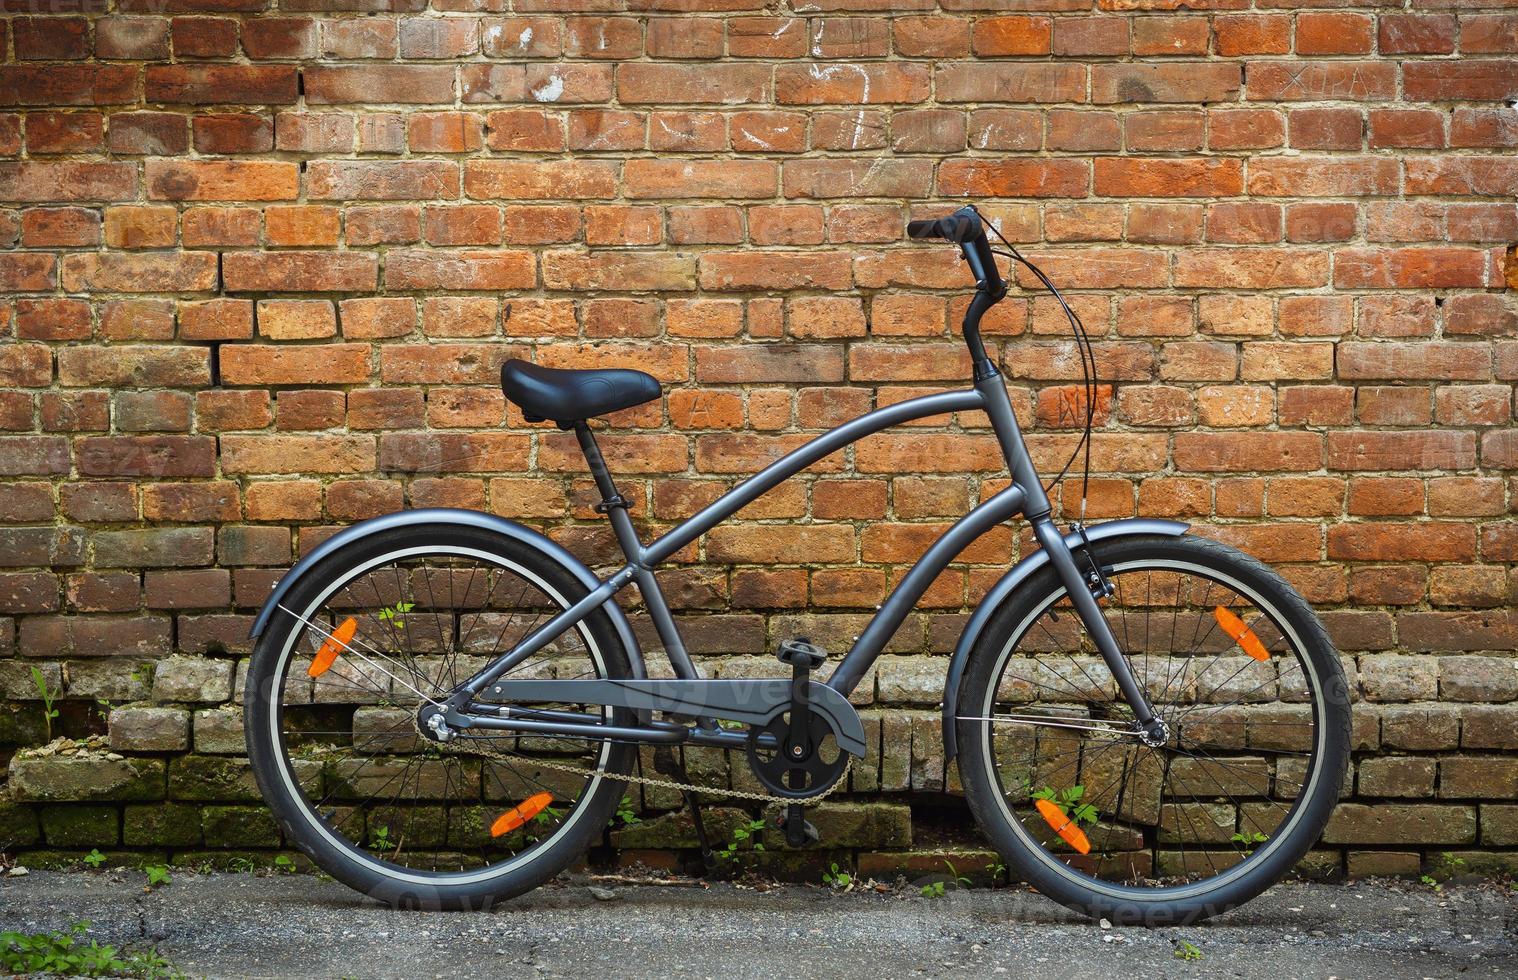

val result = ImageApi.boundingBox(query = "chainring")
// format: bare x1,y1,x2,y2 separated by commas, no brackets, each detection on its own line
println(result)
745,710,848,800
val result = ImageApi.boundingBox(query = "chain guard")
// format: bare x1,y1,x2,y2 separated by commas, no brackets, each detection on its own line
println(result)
745,711,848,800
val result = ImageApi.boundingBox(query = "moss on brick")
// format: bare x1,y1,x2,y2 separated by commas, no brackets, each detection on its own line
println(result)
8,754,166,803
39,804,119,846
201,805,281,847
0,796,42,847
124,802,203,847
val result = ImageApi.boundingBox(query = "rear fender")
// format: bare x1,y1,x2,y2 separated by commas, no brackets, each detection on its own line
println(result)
248,508,647,680
941,518,1188,760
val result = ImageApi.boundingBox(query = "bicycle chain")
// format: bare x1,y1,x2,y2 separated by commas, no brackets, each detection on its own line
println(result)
431,725,853,805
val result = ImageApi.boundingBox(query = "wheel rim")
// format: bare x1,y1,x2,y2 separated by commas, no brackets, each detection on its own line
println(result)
975,557,1327,900
265,546,620,886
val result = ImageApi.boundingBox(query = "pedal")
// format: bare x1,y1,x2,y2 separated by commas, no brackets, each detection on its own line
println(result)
776,803,820,848
776,638,826,670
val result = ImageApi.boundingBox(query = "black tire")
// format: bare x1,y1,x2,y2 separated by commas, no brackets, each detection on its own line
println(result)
956,534,1350,925
245,522,634,910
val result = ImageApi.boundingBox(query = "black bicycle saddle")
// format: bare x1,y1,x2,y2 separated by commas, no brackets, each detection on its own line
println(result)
499,359,660,425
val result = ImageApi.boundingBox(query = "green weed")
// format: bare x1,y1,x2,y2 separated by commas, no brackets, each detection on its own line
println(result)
612,796,641,827
715,818,767,863
143,865,170,889
822,862,853,891
1032,784,1098,827
377,601,415,629
30,666,61,742
82,849,106,870
920,859,971,898
1173,939,1203,961
0,921,181,979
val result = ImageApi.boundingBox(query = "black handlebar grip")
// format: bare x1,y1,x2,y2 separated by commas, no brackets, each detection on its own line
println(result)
906,218,940,240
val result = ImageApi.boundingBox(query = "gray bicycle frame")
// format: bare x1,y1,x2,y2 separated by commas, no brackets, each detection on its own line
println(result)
449,370,1159,732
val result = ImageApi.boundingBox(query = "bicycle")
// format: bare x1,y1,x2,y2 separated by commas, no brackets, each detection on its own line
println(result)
245,205,1350,924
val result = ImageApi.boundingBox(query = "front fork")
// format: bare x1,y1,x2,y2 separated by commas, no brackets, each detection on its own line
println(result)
1029,517,1163,742
975,371,1163,743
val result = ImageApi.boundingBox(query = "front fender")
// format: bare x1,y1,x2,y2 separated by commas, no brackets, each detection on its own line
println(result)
941,518,1188,760
248,508,646,679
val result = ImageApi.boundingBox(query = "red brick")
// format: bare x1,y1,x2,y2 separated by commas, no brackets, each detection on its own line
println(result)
1404,62,1518,102
0,66,138,107
937,159,1088,198
0,162,135,202
464,161,617,200
147,65,297,104
1296,12,1372,55
1380,14,1456,55
18,206,101,247
62,252,218,293
776,63,929,105
1334,249,1491,290
13,16,89,60
146,160,297,202
179,299,253,342
26,111,103,154
936,64,1085,104
222,252,377,293
171,16,237,58
1091,64,1240,104
241,17,316,59
1248,62,1396,102
305,65,457,105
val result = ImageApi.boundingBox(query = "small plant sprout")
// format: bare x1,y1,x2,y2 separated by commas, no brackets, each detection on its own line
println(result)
920,860,971,898
30,666,61,742
273,855,296,874
370,825,393,851
82,849,106,870
143,865,171,889
1174,939,1203,961
822,862,854,891
1231,830,1268,855
613,796,640,827
716,818,768,864
377,601,415,629
1033,784,1099,827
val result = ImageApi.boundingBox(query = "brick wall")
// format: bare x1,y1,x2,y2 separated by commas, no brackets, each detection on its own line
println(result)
1,1,1516,877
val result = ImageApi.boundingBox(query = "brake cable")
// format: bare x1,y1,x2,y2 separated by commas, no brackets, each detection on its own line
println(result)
967,205,1099,519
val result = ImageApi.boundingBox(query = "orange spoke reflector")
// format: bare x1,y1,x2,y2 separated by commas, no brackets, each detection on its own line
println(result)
491,792,554,838
307,617,357,678
1035,798,1091,855
1214,606,1269,662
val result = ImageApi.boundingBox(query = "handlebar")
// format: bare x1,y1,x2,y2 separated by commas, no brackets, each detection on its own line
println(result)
907,205,1005,300
906,204,1005,380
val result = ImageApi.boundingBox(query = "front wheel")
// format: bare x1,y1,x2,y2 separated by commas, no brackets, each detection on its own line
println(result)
956,534,1350,925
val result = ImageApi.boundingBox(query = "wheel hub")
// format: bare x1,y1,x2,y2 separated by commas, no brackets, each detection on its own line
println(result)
1138,717,1171,748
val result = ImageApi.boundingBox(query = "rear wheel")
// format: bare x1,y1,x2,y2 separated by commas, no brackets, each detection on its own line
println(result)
245,523,634,909
956,534,1349,924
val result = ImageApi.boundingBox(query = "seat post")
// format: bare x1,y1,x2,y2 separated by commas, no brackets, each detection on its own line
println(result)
573,423,639,558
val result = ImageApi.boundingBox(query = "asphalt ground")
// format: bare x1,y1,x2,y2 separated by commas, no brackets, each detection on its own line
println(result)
0,869,1514,979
